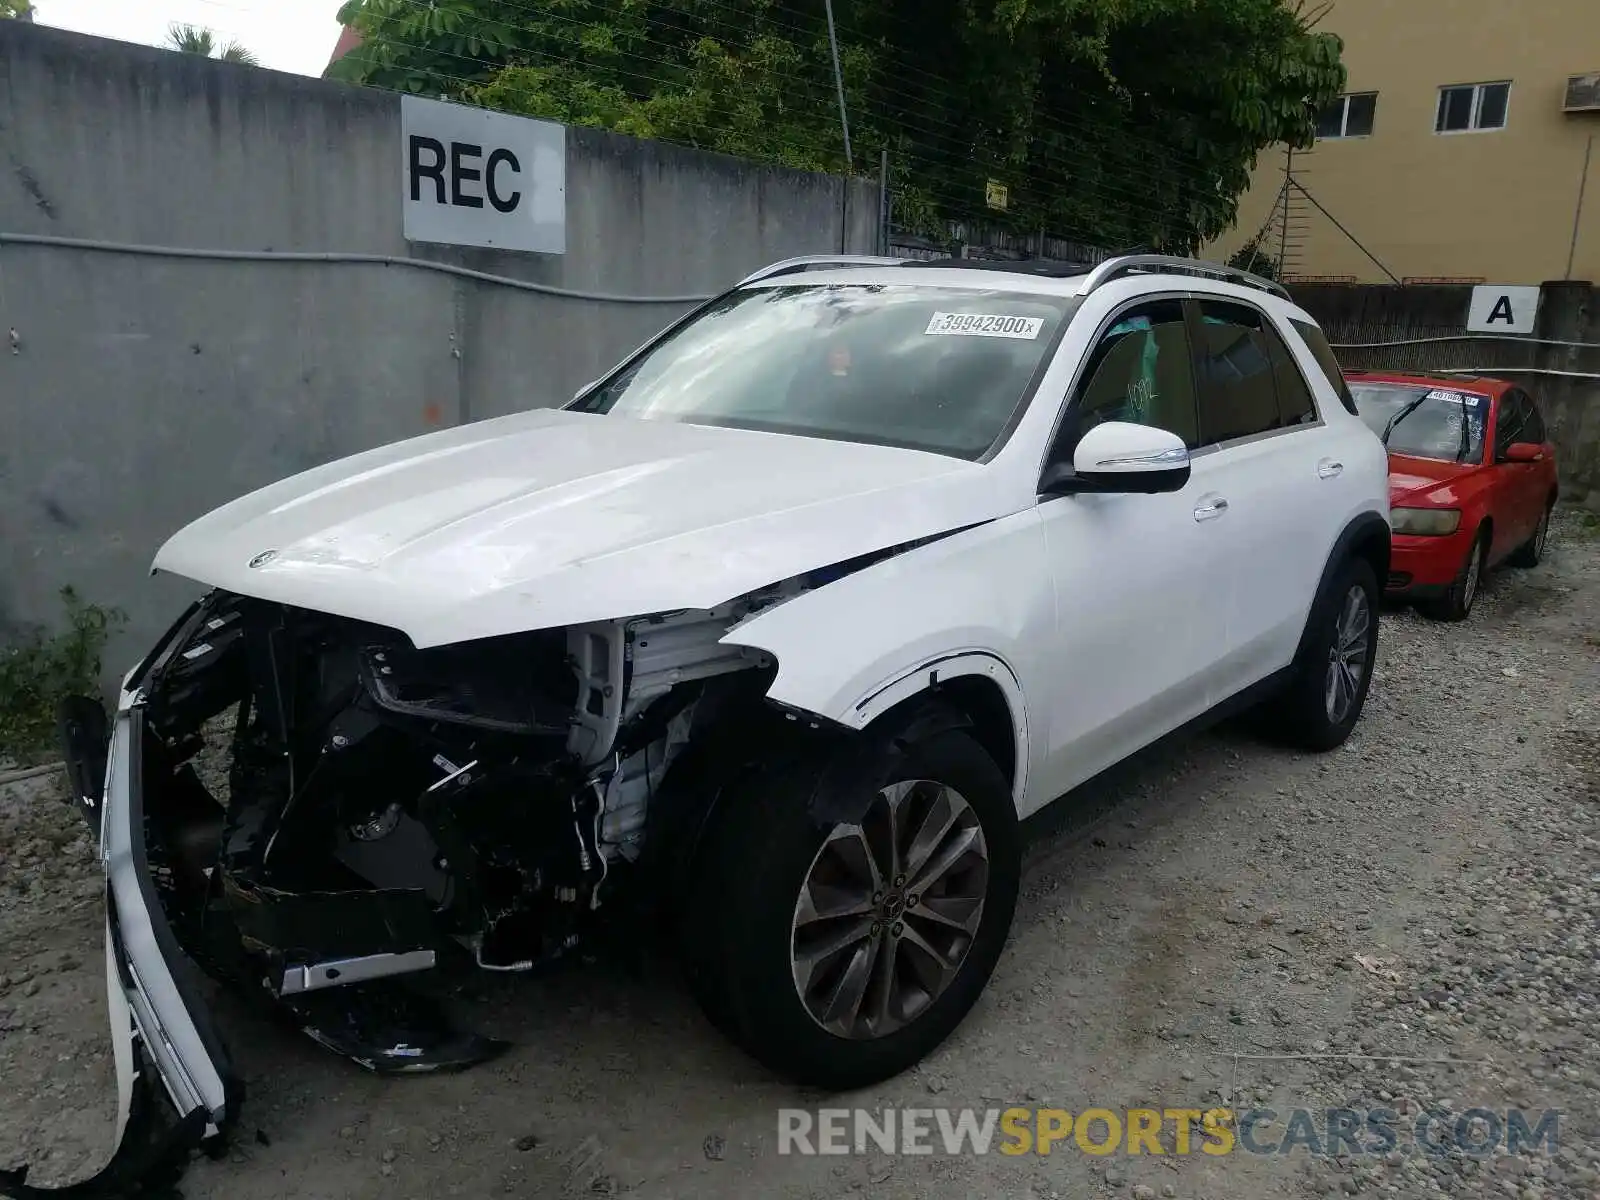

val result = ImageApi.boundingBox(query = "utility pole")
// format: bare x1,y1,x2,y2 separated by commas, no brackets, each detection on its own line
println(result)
1279,147,1293,276
1566,133,1594,281
823,0,853,172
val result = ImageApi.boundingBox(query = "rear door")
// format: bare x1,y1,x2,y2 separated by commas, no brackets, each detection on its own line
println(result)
1186,297,1348,698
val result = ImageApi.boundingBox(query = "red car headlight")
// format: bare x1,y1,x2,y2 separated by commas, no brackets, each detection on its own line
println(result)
1391,507,1462,536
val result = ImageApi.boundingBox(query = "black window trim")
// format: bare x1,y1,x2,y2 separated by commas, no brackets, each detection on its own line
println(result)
1185,296,1328,458
1494,388,1531,461
1287,316,1359,417
1034,289,1199,489
1520,388,1547,445
1261,314,1323,429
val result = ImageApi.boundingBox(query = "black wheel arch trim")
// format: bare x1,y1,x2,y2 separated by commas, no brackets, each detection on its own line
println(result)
653,688,987,917
1294,510,1390,666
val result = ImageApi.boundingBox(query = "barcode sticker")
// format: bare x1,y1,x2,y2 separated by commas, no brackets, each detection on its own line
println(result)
1426,389,1484,407
924,312,1044,339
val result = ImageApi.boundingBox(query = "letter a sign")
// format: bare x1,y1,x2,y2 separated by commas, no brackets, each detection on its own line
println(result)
1466,285,1539,335
401,95,566,254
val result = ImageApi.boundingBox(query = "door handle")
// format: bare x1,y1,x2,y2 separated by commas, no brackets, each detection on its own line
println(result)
1194,496,1229,522
1317,458,1344,479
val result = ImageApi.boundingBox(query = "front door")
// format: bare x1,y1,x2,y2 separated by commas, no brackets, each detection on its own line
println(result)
1032,297,1233,802
1490,389,1537,555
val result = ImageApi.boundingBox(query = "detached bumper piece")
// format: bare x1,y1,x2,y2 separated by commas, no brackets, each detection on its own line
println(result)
0,1041,208,1199
1,709,240,1198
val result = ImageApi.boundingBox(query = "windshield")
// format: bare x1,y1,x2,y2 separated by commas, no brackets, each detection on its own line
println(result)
570,283,1079,459
1351,382,1488,464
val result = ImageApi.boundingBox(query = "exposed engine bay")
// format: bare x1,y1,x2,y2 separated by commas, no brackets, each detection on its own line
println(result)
131,578,810,1073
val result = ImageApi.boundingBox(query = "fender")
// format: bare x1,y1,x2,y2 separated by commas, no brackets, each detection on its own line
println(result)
719,511,1048,809
716,524,1043,819
1293,509,1391,665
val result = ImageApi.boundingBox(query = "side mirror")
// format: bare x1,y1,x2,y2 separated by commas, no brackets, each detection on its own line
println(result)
1503,442,1545,463
1041,421,1192,496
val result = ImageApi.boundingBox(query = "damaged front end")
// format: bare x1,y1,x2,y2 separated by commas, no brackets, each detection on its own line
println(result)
7,583,797,1195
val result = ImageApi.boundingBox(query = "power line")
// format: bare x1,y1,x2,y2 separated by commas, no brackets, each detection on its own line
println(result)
336,0,1244,247
349,32,1211,230
353,0,1226,191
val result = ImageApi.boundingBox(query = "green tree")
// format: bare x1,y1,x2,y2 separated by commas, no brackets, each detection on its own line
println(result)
1228,236,1280,280
331,0,1344,251
1,0,35,18
166,21,260,64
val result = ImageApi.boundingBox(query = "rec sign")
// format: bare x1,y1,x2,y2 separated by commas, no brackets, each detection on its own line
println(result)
401,95,566,255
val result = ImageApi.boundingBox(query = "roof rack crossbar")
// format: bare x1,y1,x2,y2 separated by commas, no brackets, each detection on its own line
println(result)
1076,254,1291,301
738,254,903,286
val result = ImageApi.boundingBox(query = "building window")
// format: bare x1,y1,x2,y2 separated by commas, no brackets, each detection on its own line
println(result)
1436,82,1511,133
1315,92,1378,139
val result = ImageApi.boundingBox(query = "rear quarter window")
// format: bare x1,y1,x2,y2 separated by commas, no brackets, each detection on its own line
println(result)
1288,318,1359,416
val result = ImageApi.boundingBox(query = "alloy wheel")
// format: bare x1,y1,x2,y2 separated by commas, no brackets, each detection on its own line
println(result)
1324,584,1372,725
790,780,989,1040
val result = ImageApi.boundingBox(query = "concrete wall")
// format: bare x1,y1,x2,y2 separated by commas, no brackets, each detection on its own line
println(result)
1204,0,1600,283
1289,281,1600,508
0,23,879,677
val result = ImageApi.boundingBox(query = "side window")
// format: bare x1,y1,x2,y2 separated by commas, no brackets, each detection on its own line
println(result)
1059,298,1199,454
1494,391,1528,459
1264,321,1320,426
1193,300,1282,446
1520,391,1547,443
1288,318,1359,415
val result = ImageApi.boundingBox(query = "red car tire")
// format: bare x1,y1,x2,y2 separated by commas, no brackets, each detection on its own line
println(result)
1423,528,1489,622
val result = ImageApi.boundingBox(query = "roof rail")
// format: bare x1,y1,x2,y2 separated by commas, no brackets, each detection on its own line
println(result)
1076,254,1291,301
738,254,903,286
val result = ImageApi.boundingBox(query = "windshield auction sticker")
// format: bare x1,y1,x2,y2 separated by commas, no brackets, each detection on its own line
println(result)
1424,389,1485,407
924,312,1044,339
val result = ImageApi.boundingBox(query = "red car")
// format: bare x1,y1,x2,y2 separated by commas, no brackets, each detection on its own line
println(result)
1345,371,1558,621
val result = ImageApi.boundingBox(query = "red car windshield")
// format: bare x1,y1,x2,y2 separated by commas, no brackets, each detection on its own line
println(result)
1350,382,1488,464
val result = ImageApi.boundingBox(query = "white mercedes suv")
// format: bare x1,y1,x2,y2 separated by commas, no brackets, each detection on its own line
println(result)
44,254,1390,1190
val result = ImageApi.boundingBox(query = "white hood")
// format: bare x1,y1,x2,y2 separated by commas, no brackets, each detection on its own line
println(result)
153,409,1011,647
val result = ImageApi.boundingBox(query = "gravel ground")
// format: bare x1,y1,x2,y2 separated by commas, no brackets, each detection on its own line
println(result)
2,510,1595,1200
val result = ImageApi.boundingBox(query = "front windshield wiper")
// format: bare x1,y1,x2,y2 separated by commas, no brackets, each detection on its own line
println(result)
1380,394,1430,445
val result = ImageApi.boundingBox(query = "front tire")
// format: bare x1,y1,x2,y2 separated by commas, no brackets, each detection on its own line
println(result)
1269,556,1380,752
688,719,1020,1090
1423,528,1488,622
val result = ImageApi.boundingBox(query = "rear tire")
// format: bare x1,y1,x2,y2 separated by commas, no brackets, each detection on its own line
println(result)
1508,504,1552,569
1268,556,1380,752
1423,528,1488,622
686,718,1020,1090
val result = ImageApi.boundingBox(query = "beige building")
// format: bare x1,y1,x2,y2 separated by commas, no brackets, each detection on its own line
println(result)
1206,0,1600,284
